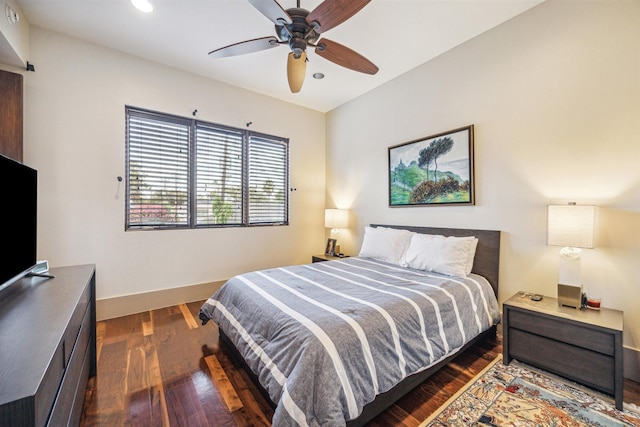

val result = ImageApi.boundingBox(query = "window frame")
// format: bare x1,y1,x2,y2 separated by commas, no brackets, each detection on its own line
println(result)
125,106,289,231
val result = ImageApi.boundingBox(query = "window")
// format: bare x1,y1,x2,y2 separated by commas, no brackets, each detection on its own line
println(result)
125,107,289,230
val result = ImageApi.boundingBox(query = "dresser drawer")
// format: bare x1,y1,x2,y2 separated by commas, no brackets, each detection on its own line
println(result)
509,328,614,394
62,281,91,368
508,309,614,355
48,304,92,427
34,341,66,427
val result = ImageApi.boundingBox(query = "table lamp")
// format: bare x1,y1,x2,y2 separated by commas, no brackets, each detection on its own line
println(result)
325,209,349,235
325,209,349,254
547,202,597,308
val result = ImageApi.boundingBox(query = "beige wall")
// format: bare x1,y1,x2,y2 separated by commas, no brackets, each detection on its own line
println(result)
326,0,639,374
18,28,326,301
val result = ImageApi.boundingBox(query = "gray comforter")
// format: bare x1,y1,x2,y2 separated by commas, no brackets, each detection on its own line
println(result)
199,257,500,426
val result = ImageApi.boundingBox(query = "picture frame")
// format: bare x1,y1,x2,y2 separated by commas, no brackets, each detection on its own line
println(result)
325,238,337,256
388,125,474,207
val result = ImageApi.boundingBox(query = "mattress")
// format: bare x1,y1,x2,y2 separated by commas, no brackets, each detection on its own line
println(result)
199,256,500,426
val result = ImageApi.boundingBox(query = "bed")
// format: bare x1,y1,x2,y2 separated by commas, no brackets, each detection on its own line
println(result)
199,225,501,426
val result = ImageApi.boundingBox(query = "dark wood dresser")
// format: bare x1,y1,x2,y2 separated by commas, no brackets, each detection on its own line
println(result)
503,291,623,409
0,264,96,426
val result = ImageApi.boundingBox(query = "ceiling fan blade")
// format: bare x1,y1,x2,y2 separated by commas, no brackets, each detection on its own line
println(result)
287,52,307,93
306,0,370,34
315,38,378,75
209,36,280,58
247,0,292,26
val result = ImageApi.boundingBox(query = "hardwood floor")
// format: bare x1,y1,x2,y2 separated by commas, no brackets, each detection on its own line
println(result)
80,301,640,426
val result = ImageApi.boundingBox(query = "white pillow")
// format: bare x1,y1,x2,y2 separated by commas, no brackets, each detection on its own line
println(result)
358,226,415,265
402,233,478,278
462,237,478,275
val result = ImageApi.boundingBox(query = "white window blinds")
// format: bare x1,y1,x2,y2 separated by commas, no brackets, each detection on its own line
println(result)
125,107,289,230
126,111,190,229
196,124,244,225
248,135,288,225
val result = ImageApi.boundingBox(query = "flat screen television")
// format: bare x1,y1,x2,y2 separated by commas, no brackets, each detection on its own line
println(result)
0,154,37,293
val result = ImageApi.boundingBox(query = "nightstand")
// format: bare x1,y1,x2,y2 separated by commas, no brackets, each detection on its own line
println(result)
312,254,347,263
503,292,623,409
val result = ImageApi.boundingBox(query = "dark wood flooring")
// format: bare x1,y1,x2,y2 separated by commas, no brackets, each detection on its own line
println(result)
80,300,640,426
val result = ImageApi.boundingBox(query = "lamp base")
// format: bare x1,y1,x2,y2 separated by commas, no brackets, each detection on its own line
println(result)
557,283,582,308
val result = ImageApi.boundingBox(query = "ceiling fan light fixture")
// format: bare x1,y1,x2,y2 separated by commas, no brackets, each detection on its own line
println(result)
287,51,307,93
131,0,153,13
209,0,377,93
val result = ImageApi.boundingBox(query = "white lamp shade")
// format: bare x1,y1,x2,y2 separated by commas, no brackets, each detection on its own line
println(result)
547,204,597,248
325,209,349,229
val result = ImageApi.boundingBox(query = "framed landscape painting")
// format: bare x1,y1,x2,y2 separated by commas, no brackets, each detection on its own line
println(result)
389,125,474,207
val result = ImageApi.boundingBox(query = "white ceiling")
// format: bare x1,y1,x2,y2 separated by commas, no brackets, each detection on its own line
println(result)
15,0,544,112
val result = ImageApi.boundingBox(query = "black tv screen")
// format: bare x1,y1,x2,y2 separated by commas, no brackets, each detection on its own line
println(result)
0,154,37,291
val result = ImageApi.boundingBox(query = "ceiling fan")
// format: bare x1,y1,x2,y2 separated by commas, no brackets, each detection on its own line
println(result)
209,0,379,93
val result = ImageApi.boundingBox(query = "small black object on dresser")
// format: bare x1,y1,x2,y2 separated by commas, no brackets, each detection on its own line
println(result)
0,264,96,426
503,292,623,410
312,254,349,263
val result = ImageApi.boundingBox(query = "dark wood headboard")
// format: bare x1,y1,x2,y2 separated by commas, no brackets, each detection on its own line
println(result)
370,224,501,296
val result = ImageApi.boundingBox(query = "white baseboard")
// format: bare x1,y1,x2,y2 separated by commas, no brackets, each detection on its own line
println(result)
624,346,640,382
96,280,225,321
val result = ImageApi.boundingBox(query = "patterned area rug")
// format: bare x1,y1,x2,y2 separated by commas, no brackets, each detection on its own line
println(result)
422,355,640,426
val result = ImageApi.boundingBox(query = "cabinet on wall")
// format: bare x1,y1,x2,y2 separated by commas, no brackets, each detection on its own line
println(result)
0,264,97,426
0,69,23,162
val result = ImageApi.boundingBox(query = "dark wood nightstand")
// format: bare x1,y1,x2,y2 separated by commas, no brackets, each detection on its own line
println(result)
312,254,348,263
503,292,623,409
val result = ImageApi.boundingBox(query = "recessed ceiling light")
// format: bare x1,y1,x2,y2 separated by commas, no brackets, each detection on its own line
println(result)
313,73,325,80
131,0,153,13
